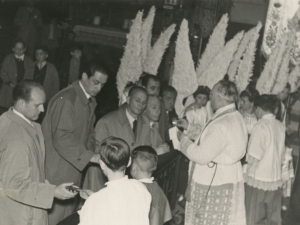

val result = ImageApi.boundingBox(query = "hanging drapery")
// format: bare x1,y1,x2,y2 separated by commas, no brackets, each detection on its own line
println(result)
262,0,300,65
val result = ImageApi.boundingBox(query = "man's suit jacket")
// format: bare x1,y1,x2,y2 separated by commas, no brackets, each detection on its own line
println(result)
24,62,59,103
0,54,32,108
42,81,96,186
83,104,149,192
0,109,56,225
95,103,149,151
140,113,163,149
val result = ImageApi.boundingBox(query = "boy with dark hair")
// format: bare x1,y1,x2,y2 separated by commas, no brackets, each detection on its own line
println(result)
131,145,172,225
0,39,32,111
244,94,286,225
79,137,151,225
24,45,59,104
59,44,84,89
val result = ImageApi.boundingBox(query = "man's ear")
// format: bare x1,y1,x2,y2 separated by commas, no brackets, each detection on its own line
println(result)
126,95,130,105
81,72,88,81
17,99,25,109
127,157,132,168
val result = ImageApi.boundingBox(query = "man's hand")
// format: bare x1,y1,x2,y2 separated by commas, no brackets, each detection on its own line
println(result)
176,119,189,130
177,130,185,142
156,143,170,155
80,189,94,200
90,154,100,164
54,182,78,200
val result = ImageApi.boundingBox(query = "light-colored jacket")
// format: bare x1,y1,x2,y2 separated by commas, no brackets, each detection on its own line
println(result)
0,109,56,225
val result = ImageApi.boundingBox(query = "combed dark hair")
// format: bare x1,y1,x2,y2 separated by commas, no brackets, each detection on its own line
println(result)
193,85,210,99
239,87,260,103
81,60,108,79
35,45,49,55
254,94,277,113
131,146,158,174
12,38,26,48
217,79,238,103
141,74,160,87
162,85,178,97
98,137,130,172
13,80,43,104
70,44,83,53
128,86,147,97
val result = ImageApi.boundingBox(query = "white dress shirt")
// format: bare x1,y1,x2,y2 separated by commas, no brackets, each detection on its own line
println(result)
79,176,151,225
15,54,24,61
126,109,137,129
12,108,33,127
79,81,91,99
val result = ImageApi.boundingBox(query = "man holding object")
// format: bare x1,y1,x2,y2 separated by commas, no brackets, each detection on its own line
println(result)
0,81,77,225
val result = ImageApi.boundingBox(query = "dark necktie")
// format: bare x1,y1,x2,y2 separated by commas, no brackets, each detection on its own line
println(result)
88,97,92,116
132,119,137,136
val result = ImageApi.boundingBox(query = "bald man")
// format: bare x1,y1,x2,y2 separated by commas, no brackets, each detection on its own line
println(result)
177,79,248,225
141,95,170,155
83,86,149,192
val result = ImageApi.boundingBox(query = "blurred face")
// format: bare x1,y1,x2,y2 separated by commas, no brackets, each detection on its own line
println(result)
81,71,108,97
277,87,290,101
145,79,160,97
35,50,48,63
162,91,176,112
19,87,46,121
146,97,161,122
239,96,253,112
127,91,148,117
71,49,82,60
195,94,208,107
12,42,26,57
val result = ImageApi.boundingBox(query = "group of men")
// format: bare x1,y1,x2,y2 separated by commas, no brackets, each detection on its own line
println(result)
0,61,180,225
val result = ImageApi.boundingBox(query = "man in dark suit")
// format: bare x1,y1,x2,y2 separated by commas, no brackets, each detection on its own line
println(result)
42,61,108,225
14,0,43,58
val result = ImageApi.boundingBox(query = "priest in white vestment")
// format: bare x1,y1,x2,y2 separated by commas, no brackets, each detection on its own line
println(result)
178,80,248,225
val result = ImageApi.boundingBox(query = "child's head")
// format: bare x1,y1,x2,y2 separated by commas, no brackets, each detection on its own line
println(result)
98,137,131,176
130,146,158,179
70,44,83,60
254,94,277,119
193,86,210,107
12,39,26,57
239,87,260,112
35,45,49,63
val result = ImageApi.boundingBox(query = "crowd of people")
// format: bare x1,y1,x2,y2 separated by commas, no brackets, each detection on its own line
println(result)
0,4,297,225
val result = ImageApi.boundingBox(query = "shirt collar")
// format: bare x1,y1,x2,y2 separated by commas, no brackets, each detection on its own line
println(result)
212,103,236,120
15,55,24,61
150,121,154,128
12,108,34,127
37,61,47,69
105,176,129,187
126,108,137,127
139,177,154,183
262,113,275,120
79,81,91,100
